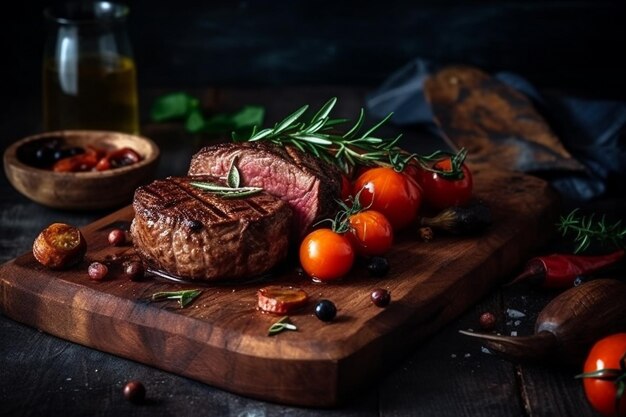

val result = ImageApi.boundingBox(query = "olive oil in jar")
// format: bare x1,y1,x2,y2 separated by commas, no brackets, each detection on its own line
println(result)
43,55,139,134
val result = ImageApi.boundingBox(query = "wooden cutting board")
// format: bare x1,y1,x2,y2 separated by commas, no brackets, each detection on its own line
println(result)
0,165,558,407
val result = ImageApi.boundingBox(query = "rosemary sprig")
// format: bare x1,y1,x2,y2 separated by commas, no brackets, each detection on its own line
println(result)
150,289,202,308
268,316,297,336
190,156,263,198
233,97,402,173
558,209,626,253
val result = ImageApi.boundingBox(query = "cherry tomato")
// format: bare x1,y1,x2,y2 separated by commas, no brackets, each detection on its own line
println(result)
348,210,393,256
580,333,626,417
299,229,354,281
417,157,473,210
353,167,422,230
52,146,106,172
96,147,142,171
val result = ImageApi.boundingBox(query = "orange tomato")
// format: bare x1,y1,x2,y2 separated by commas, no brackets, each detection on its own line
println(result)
348,210,393,256
299,229,354,281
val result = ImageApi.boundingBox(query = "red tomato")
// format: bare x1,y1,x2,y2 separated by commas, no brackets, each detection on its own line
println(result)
299,229,355,281
348,210,393,256
353,167,422,230
580,333,626,417
417,157,473,210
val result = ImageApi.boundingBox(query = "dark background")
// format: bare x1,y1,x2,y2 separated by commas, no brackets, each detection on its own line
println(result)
5,0,626,99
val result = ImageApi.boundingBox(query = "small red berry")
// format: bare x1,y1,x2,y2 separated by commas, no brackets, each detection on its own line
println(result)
123,380,145,403
88,262,108,281
479,312,497,330
123,261,144,281
108,229,126,246
371,288,391,307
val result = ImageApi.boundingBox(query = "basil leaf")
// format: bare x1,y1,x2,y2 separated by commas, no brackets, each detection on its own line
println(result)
185,109,206,133
151,92,199,122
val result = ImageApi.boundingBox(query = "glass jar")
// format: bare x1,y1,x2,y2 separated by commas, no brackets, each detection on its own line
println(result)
43,2,139,134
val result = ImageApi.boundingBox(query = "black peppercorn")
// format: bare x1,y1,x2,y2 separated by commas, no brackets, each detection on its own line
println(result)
367,256,390,277
315,300,337,322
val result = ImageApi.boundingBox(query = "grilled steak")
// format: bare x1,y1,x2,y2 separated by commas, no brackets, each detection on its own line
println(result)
131,175,292,281
188,142,342,237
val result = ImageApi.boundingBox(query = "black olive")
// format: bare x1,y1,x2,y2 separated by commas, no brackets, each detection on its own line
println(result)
34,146,57,167
314,299,337,322
53,146,84,162
367,256,390,277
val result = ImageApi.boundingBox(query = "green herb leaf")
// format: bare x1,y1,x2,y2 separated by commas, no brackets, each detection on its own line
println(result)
310,97,337,123
273,104,309,134
189,181,263,198
234,98,402,173
558,209,626,253
150,289,202,308
227,157,241,188
151,91,265,135
185,109,206,133
268,316,298,336
150,92,199,122
229,106,265,129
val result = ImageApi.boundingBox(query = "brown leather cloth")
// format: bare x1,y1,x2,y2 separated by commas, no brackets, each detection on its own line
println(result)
423,66,585,174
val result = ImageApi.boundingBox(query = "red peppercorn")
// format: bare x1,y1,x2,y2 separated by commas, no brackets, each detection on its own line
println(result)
88,262,108,281
123,261,144,281
479,312,497,330
123,380,145,403
108,229,126,246
371,288,391,307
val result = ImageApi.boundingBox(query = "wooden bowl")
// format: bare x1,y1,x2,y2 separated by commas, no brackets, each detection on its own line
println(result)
3,130,160,210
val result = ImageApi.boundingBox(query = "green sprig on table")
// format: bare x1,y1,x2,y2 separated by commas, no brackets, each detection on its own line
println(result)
150,92,265,134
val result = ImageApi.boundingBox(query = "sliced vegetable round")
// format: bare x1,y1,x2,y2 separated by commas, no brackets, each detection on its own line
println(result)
32,223,87,269
353,167,422,230
315,299,337,322
299,228,355,281
257,286,309,314
348,210,393,256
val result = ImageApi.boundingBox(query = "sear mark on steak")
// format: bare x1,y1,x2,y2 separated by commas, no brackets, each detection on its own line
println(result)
131,175,292,281
188,142,342,237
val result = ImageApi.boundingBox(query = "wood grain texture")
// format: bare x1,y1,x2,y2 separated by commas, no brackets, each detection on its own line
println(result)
0,165,558,407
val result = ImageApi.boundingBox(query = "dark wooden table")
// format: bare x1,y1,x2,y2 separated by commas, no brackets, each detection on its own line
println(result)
0,86,614,416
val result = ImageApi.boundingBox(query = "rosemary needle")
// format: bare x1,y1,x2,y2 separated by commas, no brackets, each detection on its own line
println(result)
233,97,402,173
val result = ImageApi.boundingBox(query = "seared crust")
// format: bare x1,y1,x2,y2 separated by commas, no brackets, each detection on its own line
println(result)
131,175,292,281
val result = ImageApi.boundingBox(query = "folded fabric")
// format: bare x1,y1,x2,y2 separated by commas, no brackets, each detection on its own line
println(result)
366,58,626,200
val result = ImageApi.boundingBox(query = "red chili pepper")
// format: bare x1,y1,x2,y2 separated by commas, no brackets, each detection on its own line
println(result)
509,249,625,288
